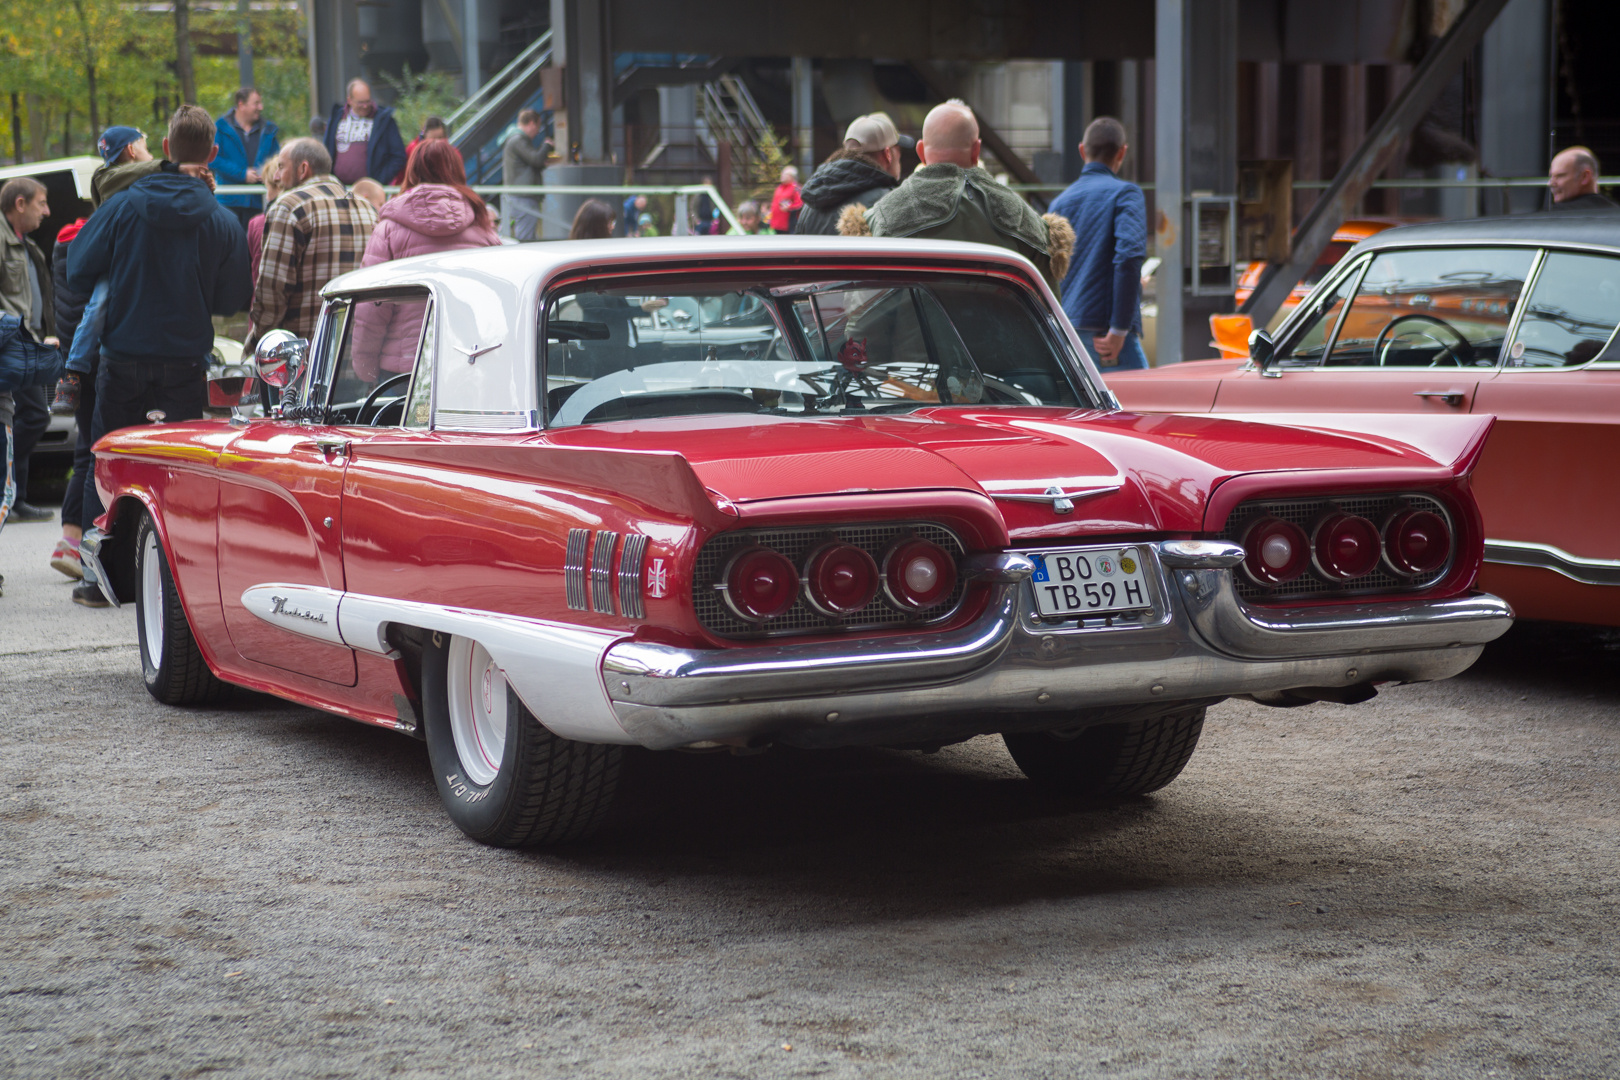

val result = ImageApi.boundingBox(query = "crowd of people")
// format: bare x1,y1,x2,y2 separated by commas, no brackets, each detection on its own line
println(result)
0,79,511,603
11,79,1611,606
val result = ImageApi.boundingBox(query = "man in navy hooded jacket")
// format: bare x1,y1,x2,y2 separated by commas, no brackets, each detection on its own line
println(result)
67,105,250,499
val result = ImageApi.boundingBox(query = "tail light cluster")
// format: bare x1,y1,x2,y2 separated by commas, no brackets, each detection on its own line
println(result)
1227,494,1456,600
697,523,966,638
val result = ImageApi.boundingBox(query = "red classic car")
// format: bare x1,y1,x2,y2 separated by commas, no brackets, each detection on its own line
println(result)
1109,213,1620,628
82,237,1511,847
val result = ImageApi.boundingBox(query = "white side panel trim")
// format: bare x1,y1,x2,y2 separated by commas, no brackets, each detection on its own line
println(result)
242,585,347,646
241,584,635,744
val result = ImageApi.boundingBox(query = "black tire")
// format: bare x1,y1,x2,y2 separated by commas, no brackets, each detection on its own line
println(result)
1002,706,1206,799
422,632,622,847
134,510,231,706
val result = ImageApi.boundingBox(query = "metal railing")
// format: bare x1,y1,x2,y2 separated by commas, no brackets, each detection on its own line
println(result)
215,183,744,235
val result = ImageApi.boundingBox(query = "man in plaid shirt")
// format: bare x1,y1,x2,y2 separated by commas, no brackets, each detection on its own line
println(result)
248,137,377,347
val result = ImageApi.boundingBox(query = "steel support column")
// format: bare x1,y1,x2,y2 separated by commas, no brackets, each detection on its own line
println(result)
1153,0,1184,366
1241,0,1513,327
463,0,481,95
792,57,814,175
551,0,612,162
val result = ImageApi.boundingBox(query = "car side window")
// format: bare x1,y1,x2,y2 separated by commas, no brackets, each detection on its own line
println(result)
1277,258,1365,368
331,290,432,423
1507,251,1620,368
1317,247,1535,369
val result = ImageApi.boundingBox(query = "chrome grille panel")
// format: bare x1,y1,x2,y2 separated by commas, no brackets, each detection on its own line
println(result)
694,522,966,639
564,528,590,611
1221,492,1453,602
618,533,648,620
591,531,620,614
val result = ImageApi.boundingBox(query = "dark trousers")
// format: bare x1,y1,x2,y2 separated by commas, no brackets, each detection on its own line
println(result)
8,384,49,504
84,356,207,522
63,357,98,531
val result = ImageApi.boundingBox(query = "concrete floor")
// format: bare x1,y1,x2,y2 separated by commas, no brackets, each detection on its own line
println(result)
2,514,1617,1079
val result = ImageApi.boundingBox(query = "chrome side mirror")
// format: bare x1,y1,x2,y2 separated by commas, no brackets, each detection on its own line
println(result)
1249,328,1279,378
254,329,308,389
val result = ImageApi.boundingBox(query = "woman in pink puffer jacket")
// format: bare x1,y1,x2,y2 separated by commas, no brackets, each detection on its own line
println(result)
350,139,502,382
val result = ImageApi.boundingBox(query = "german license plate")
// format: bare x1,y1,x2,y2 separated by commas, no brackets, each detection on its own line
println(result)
1025,546,1152,618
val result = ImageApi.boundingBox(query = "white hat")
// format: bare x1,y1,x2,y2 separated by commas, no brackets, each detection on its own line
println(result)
843,112,915,153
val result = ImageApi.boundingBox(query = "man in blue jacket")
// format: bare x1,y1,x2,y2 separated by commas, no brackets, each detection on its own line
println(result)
214,87,280,229
1048,117,1149,370
323,79,406,188
67,105,250,516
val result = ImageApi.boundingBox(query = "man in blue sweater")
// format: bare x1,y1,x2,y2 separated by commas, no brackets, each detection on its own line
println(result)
214,87,281,229
1048,118,1149,370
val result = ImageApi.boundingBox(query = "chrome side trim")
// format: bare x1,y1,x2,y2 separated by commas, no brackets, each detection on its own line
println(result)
1483,539,1620,587
564,528,590,611
241,583,633,744
591,530,619,614
618,533,649,620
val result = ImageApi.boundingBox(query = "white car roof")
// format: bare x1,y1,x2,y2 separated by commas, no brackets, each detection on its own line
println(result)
323,234,1052,298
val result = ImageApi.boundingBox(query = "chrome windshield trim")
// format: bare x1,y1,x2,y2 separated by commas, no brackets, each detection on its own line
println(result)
1483,539,1620,586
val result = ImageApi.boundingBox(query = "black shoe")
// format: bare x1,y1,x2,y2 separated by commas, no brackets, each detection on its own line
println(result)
72,582,111,608
9,502,54,524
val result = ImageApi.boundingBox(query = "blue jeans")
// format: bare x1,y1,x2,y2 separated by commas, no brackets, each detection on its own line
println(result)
1078,330,1149,371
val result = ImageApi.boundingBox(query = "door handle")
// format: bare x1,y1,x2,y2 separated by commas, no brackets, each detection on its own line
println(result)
1413,390,1467,406
313,438,350,458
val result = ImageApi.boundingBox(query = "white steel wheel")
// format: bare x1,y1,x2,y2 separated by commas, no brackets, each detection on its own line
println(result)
423,632,625,847
133,510,230,706
445,636,509,787
139,526,166,673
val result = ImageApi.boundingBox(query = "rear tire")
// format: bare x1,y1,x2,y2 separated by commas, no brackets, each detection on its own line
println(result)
134,511,231,706
423,632,622,846
1002,706,1206,799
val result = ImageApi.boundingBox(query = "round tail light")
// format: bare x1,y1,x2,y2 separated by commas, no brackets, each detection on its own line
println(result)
721,546,800,621
804,542,879,617
1384,509,1451,576
1241,516,1310,586
881,538,957,611
1312,512,1381,581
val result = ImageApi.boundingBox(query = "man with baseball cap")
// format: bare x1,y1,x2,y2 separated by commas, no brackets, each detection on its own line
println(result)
838,99,1071,288
795,112,913,235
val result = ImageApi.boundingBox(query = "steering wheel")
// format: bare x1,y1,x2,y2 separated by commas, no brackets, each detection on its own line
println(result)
1374,313,1475,368
358,371,412,425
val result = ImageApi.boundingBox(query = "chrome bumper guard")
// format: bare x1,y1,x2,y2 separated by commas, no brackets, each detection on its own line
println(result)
602,542,1513,750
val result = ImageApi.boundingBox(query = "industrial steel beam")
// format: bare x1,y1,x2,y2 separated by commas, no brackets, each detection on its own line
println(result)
908,61,1042,188
1240,0,1513,327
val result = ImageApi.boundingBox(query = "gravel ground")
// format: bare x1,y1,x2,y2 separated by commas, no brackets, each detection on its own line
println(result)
1,517,1617,1079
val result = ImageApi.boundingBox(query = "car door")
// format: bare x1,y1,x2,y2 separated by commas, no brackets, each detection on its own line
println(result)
1214,246,1535,414
216,300,364,686
1470,249,1620,621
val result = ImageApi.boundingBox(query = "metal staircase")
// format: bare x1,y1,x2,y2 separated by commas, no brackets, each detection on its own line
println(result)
447,31,553,184
700,75,779,192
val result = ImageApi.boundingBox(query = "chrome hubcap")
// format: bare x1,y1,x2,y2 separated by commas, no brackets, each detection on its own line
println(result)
140,529,165,671
446,636,507,787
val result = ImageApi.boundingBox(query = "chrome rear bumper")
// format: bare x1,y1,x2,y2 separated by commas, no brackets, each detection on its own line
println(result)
602,543,1512,750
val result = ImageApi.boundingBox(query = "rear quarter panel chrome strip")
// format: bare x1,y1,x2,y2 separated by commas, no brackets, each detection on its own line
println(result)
591,531,620,614
1484,540,1620,586
565,528,590,610
618,533,649,620
241,584,634,744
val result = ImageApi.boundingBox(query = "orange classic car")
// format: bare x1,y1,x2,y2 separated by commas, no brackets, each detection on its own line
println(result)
1110,212,1620,627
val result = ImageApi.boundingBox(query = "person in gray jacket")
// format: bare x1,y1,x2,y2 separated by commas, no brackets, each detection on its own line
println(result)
501,109,551,241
